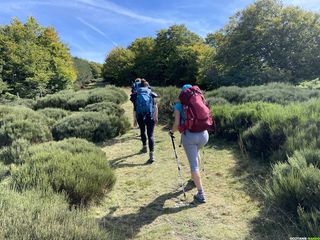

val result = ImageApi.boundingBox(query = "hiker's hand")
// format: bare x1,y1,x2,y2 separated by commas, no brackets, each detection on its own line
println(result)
133,120,138,128
169,130,174,137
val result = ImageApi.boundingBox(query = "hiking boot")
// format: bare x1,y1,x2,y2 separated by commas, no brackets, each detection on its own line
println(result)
146,151,155,164
194,192,206,204
139,145,147,154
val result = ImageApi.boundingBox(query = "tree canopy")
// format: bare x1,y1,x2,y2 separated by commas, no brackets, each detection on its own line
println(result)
211,0,320,87
0,17,76,97
73,57,102,88
102,24,208,87
102,1,320,88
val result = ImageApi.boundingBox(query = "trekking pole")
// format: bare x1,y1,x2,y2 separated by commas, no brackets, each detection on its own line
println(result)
169,131,186,199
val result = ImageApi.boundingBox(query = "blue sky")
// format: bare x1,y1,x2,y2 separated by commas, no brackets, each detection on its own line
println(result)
0,0,319,63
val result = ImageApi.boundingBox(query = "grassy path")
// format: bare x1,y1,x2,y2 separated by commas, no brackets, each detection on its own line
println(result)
90,90,285,240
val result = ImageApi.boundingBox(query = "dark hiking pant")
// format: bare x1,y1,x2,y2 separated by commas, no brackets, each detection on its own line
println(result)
137,113,155,152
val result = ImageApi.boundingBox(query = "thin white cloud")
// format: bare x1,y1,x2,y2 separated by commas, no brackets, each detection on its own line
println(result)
76,0,172,24
0,0,174,24
77,17,118,47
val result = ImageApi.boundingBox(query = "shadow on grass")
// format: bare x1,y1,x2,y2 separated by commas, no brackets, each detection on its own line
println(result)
100,188,197,240
108,152,149,169
99,134,141,147
212,135,301,239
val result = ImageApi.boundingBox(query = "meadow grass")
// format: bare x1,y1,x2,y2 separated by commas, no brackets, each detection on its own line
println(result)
89,89,295,239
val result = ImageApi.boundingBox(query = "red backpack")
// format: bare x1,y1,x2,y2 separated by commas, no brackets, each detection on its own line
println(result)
179,86,214,133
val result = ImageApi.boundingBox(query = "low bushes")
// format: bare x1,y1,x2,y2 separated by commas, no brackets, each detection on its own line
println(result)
0,139,30,164
0,187,109,239
52,112,130,142
157,87,180,125
212,102,275,140
265,152,320,213
213,98,320,235
88,87,127,105
37,108,71,126
11,138,116,205
265,153,320,235
0,105,52,147
206,83,320,105
83,102,124,117
35,87,127,111
299,78,320,90
206,97,229,106
35,90,74,109
66,91,90,111
213,100,320,161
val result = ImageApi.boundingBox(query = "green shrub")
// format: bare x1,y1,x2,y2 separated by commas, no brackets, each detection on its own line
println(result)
241,105,294,160
0,92,18,102
52,112,130,142
36,87,127,111
206,97,229,106
213,100,320,161
6,99,36,109
152,87,172,98
298,207,320,236
37,108,71,126
0,139,30,164
158,87,180,125
212,102,275,140
0,162,9,180
265,153,320,212
35,90,74,109
87,88,116,105
0,105,52,147
206,86,245,103
83,101,124,117
66,92,90,111
104,86,128,103
0,187,109,239
264,153,320,235
206,83,320,105
298,148,320,169
299,78,320,90
11,138,116,205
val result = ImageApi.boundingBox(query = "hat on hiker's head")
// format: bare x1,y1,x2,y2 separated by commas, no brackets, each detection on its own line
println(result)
135,78,141,83
181,84,192,92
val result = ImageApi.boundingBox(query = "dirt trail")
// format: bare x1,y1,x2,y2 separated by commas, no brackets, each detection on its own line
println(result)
90,90,283,240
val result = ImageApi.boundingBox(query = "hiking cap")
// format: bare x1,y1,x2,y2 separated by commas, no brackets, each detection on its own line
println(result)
181,84,192,92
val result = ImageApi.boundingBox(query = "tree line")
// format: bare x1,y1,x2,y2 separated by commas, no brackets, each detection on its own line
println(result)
103,0,320,88
0,17,102,98
0,0,319,97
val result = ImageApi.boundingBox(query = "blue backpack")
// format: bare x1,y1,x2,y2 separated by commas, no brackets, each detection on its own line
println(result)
136,87,154,115
130,81,141,103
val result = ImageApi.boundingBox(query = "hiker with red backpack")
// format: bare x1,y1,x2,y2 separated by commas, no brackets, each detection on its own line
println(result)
170,84,213,203
135,79,158,164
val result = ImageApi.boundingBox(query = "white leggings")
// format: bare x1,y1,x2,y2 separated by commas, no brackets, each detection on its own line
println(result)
181,130,209,172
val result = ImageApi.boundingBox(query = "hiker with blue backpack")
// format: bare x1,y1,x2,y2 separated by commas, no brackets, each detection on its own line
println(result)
130,78,141,128
134,79,158,164
170,84,213,203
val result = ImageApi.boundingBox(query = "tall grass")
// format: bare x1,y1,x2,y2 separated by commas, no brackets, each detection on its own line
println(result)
0,186,109,239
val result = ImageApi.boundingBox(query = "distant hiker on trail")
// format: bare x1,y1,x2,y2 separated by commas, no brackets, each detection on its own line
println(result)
135,79,158,164
130,78,141,128
170,84,213,203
